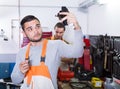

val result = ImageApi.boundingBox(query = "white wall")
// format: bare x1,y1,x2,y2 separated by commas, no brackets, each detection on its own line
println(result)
88,0,120,36
0,7,19,39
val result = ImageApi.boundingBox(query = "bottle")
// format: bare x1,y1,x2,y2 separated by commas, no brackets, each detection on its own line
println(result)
104,77,115,89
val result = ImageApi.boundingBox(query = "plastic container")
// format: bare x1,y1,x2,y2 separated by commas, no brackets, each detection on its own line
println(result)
104,77,115,89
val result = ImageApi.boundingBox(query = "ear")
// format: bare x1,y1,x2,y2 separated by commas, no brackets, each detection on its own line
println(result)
21,30,27,37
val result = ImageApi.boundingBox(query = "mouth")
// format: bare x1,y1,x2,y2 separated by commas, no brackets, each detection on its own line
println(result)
32,34,42,40
34,33,41,37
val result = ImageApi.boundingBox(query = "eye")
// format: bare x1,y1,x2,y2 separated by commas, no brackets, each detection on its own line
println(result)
26,27,32,32
56,30,60,33
36,24,40,29
60,32,63,34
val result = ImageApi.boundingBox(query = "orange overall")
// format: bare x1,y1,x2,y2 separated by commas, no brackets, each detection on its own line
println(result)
21,39,55,89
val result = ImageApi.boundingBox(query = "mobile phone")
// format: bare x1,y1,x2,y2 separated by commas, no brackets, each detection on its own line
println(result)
57,6,69,26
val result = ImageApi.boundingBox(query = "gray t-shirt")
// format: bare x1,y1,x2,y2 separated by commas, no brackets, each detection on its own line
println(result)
11,25,84,89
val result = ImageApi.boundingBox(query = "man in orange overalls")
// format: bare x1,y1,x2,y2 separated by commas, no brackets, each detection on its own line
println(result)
11,12,84,89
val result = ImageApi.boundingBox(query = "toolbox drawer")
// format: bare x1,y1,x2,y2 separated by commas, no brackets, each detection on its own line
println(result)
0,63,9,79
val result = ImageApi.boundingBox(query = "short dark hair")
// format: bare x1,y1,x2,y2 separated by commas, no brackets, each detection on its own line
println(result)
20,15,40,31
54,22,65,31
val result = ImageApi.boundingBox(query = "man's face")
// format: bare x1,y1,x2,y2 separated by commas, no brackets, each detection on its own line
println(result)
54,27,65,39
23,19,42,42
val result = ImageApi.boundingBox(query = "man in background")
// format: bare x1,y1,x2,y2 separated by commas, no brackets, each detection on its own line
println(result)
51,22,65,40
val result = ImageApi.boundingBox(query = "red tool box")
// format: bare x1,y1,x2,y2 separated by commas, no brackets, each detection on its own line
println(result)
57,67,74,81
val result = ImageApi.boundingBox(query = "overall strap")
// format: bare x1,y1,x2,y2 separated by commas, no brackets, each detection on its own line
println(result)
25,39,48,62
41,39,48,62
25,43,31,60
51,36,54,40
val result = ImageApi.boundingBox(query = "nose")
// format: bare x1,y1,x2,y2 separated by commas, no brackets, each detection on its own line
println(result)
33,28,38,34
57,33,61,36
33,26,39,33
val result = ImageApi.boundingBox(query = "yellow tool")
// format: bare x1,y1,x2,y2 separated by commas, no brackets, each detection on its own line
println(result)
91,77,103,87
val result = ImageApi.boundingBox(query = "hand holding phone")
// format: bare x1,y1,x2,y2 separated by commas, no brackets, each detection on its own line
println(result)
57,6,69,26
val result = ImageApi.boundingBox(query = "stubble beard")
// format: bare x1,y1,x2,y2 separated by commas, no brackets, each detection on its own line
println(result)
28,34,42,42
29,37,42,42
